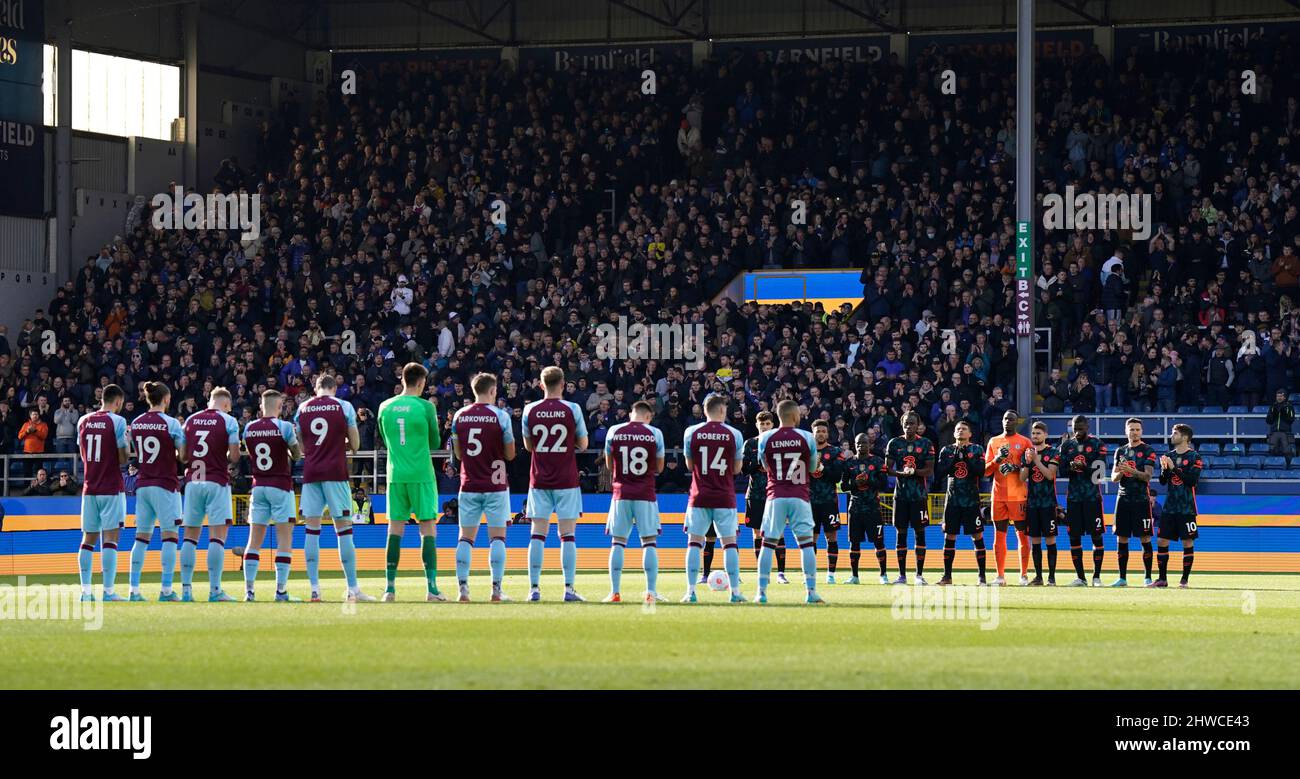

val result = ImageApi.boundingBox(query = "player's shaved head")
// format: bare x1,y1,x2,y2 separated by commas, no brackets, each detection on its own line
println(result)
261,389,283,415
209,386,232,411
541,366,564,392
704,393,727,419
631,400,654,421
776,399,800,425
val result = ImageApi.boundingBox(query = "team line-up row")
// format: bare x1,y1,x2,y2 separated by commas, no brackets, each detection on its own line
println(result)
67,365,1204,606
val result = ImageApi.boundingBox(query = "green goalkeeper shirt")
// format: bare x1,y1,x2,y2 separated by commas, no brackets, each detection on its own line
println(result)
377,394,441,484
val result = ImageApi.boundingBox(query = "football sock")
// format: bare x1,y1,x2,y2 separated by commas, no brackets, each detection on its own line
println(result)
757,542,776,593
1181,545,1194,583
874,536,888,575
180,537,197,589
1017,529,1030,577
385,533,402,591
799,541,817,590
1157,546,1170,580
994,528,1008,578
723,542,740,591
207,537,225,594
642,541,658,593
973,536,987,581
560,534,577,587
896,544,909,577
160,537,177,592
489,538,506,588
304,527,321,591
274,552,291,593
775,538,787,573
337,527,358,591
609,540,625,593
1141,540,1154,578
1032,541,1043,577
78,543,93,593
849,542,861,577
101,542,118,594
528,533,545,587
1091,534,1105,578
686,540,703,591
942,537,956,578
1069,535,1084,579
244,550,260,592
455,537,473,586
752,534,764,562
1047,542,1058,578
826,539,839,573
702,539,715,576
129,531,150,591
1117,544,1130,579
421,534,438,593
915,540,926,577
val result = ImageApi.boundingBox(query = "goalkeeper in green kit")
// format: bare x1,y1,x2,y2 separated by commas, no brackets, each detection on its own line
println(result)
377,363,445,602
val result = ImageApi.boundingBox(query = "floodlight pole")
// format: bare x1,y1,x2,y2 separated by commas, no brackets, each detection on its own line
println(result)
1015,0,1035,421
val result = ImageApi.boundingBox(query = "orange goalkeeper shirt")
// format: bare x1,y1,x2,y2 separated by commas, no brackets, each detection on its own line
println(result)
984,432,1031,502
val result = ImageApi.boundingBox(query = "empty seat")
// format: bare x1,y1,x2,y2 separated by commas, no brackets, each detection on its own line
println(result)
1237,455,1263,470
1237,468,1265,479
1199,443,1222,456
1104,406,1125,414
1248,442,1271,455
1177,405,1200,414
1206,455,1234,469
1252,406,1272,414
1200,468,1226,479
1263,456,1288,470
1290,393,1300,404
1201,406,1225,414
1226,405,1249,414
1223,443,1245,456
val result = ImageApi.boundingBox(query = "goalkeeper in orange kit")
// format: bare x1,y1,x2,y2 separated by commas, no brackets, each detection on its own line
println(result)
984,409,1033,585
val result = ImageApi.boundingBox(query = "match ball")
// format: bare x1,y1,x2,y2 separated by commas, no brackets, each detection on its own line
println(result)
707,570,729,591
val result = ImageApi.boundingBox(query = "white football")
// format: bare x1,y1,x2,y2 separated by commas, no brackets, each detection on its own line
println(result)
707,570,729,591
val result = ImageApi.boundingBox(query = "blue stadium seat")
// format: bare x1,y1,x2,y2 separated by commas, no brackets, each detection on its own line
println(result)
1200,468,1226,479
1202,406,1225,414
1225,405,1250,414
1237,469,1266,479
1237,455,1263,470
1104,406,1125,414
1290,393,1300,404
1205,455,1230,469
1252,406,1271,415
1247,442,1271,455
1199,443,1221,456
1223,443,1245,456
1177,405,1200,414
1263,456,1288,470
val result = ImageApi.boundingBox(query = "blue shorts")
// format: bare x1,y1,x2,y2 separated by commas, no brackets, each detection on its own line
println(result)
606,500,661,539
686,506,738,537
300,481,352,520
250,486,297,526
134,486,182,536
459,490,512,529
761,497,814,539
81,493,127,533
526,487,582,521
183,482,234,527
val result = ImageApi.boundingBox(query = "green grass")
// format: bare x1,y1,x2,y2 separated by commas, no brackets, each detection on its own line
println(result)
2,572,1299,689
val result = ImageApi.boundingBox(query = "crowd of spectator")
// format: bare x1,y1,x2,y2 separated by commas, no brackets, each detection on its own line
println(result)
2,28,1300,491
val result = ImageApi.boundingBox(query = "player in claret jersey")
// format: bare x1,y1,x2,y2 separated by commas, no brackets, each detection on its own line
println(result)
451,372,516,603
1153,423,1203,589
127,382,186,602
1057,415,1109,586
241,390,302,602
742,411,787,582
76,384,130,602
296,374,370,603
379,363,444,602
181,387,242,602
681,394,745,603
602,401,666,604
840,433,889,584
985,410,1032,585
523,366,589,602
886,411,935,584
809,420,845,584
1110,418,1159,587
936,421,989,586
1022,421,1061,585
755,399,824,604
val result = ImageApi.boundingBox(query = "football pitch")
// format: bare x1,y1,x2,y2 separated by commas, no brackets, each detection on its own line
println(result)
2,572,1298,689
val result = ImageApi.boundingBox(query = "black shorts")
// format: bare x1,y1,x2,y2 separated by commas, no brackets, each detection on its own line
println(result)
1114,500,1154,538
943,503,983,536
892,497,928,530
848,510,885,543
744,497,765,529
1026,506,1059,537
812,501,842,536
1066,500,1105,537
1158,513,1199,541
